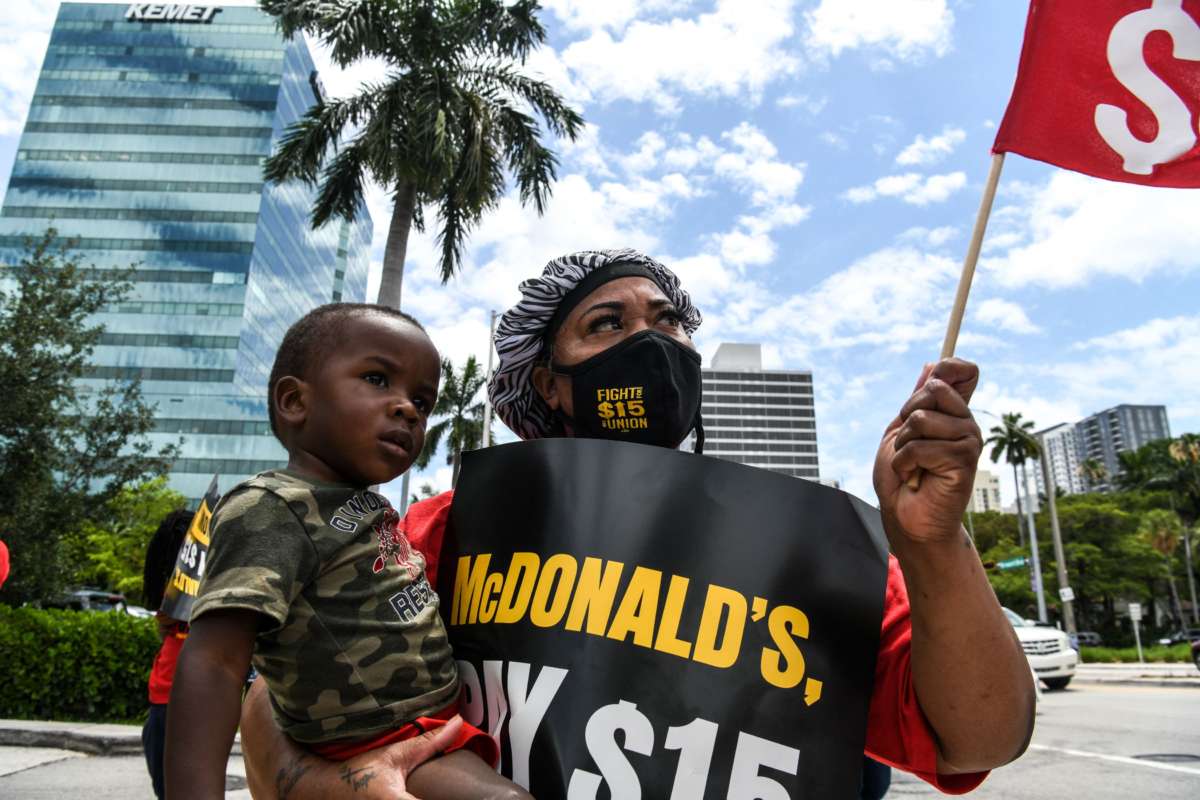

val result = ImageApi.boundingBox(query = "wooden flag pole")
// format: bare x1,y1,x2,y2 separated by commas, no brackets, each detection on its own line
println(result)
906,152,1006,491
941,152,1006,358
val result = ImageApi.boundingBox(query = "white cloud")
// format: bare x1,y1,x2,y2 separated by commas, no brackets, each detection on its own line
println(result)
619,131,667,174
974,298,1041,335
805,0,954,62
714,122,807,206
844,171,966,205
775,94,828,114
0,1,59,136
900,225,958,247
543,0,695,34
982,171,1200,289
556,0,802,114
895,126,966,166
820,131,849,150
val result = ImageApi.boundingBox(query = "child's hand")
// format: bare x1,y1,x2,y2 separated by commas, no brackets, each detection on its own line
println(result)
338,717,465,800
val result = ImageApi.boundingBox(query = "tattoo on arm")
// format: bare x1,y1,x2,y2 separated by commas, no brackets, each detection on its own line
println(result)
275,753,314,800
339,765,377,792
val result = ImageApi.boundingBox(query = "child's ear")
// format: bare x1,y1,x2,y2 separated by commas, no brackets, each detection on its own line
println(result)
274,376,309,429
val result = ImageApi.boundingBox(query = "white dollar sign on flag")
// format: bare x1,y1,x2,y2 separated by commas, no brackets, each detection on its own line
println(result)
1094,0,1200,175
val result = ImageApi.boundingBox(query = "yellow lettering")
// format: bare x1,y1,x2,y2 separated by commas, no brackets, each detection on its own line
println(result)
494,553,540,624
565,558,625,635
653,574,693,659
478,572,504,623
760,605,809,689
693,584,747,669
606,566,662,648
530,554,578,628
189,503,212,547
451,554,492,625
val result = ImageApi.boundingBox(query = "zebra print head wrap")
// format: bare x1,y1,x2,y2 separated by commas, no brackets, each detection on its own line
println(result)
488,248,703,440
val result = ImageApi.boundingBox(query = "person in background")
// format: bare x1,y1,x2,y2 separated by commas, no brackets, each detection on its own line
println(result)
141,509,194,800
0,538,9,591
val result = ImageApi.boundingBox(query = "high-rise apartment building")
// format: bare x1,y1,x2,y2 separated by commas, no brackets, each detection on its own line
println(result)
0,3,372,502
695,343,819,480
967,469,1002,513
1035,404,1171,494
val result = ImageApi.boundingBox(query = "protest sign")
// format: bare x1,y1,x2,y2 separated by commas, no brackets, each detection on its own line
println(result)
440,439,889,798
159,475,219,621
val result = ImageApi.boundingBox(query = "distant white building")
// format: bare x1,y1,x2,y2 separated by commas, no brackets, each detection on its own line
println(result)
1034,404,1171,495
968,470,1002,513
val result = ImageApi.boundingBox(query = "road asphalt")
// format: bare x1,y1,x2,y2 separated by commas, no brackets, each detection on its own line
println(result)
0,665,1196,798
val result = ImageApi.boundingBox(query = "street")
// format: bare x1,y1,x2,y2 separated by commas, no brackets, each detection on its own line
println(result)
1,684,1198,798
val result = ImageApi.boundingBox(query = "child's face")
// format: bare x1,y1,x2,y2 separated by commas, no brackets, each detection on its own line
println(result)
292,314,440,487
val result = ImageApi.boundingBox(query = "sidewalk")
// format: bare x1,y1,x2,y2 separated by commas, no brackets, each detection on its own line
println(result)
0,718,241,756
1074,661,1200,687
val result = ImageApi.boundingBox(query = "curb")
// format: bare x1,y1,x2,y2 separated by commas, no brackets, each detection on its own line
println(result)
1072,677,1200,689
0,723,241,757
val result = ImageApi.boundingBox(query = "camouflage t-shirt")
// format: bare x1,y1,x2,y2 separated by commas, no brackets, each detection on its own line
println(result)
192,470,459,744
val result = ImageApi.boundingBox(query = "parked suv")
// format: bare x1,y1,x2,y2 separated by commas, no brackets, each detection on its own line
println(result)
44,587,128,612
1004,607,1077,690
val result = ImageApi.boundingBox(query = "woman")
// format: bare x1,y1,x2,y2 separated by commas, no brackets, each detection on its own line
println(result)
239,249,1034,797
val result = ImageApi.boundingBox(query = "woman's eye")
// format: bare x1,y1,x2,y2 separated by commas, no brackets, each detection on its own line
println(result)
363,372,388,388
589,314,622,333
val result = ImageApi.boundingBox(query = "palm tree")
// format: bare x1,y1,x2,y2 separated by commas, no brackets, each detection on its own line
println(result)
261,0,584,307
1139,508,1187,626
415,355,491,485
1080,457,1109,491
986,412,1041,548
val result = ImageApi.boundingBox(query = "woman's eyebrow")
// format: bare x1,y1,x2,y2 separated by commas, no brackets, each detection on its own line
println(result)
580,300,624,317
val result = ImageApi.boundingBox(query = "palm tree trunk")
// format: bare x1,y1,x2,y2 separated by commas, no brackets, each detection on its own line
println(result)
376,181,416,308
1012,463,1026,548
451,450,462,487
1165,558,1186,627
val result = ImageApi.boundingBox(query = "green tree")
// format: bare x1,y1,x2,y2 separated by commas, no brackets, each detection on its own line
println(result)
1080,457,1109,490
414,355,490,485
985,412,1041,548
261,0,584,306
1139,508,1186,625
0,230,178,603
62,477,188,604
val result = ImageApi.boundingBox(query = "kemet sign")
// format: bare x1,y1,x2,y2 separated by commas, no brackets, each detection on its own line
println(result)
125,4,222,23
441,439,889,798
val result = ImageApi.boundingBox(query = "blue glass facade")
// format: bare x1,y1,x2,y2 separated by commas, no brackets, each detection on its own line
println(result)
0,3,373,502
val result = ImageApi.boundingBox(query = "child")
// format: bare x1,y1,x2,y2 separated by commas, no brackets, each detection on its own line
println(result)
165,304,529,800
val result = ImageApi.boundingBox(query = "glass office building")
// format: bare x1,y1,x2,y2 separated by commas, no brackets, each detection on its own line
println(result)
0,3,372,502
692,343,820,481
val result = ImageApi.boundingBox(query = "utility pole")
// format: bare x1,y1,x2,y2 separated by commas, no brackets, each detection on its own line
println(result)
1040,447,1076,637
1185,527,1199,625
481,310,498,448
1021,461,1048,623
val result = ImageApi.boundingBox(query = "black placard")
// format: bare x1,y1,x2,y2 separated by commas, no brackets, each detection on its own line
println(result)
440,439,888,798
159,475,219,622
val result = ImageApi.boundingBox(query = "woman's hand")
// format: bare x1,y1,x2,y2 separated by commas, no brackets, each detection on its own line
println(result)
873,358,982,547
240,677,461,799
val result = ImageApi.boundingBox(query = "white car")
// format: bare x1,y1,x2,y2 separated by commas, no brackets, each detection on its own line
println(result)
1003,607,1077,690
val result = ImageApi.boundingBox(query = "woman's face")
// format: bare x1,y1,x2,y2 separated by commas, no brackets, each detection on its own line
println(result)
532,276,695,422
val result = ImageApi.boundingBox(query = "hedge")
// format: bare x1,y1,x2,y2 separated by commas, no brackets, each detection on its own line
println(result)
1079,643,1193,663
0,605,160,722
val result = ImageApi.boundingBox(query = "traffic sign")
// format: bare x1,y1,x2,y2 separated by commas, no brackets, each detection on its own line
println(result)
1128,602,1142,622
1059,586,1075,602
997,557,1029,570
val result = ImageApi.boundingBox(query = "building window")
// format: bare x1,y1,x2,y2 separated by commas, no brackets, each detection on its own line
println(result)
25,121,273,139
83,366,235,382
9,176,262,196
31,94,276,112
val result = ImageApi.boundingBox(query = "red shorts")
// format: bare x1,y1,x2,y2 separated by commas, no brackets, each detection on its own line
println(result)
309,702,498,768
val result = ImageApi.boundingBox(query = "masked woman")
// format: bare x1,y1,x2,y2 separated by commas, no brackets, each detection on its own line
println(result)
238,249,1034,798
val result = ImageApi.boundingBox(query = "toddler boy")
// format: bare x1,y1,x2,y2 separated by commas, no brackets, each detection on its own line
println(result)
165,304,528,799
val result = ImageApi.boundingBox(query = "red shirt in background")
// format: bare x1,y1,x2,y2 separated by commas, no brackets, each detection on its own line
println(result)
403,491,988,795
148,621,188,705
0,539,9,590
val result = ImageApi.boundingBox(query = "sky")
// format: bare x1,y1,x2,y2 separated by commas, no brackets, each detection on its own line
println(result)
2,0,1198,508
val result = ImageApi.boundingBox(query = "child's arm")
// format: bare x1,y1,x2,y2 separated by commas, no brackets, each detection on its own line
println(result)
165,608,260,800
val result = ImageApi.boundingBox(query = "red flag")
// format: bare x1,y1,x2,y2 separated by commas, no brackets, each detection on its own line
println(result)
994,0,1200,187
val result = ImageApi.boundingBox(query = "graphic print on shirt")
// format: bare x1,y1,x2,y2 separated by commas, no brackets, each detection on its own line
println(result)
372,507,420,578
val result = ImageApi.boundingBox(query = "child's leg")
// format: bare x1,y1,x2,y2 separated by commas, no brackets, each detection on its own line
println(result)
406,750,533,800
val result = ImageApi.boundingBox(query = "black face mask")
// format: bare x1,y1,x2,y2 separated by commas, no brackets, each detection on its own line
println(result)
551,330,704,451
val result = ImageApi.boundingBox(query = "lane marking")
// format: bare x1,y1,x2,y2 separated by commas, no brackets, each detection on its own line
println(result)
1029,744,1200,776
